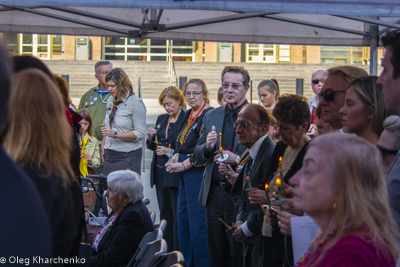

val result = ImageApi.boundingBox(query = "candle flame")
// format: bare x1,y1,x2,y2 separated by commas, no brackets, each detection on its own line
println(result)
247,176,250,180
276,178,281,185
169,144,171,147
279,156,282,162
219,132,222,136
265,183,269,190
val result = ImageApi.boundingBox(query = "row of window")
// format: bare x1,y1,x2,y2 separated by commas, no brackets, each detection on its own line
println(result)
1,33,373,65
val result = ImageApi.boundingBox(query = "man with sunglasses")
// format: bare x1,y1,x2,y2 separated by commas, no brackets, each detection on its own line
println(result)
228,104,275,267
193,66,250,267
377,30,400,237
308,70,327,123
318,66,368,131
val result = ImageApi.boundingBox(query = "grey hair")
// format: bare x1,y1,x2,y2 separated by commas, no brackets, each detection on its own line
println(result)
107,170,144,203
383,115,400,150
311,69,327,81
94,61,113,74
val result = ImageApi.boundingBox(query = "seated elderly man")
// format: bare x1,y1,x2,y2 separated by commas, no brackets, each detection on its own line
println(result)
89,170,154,267
220,103,275,267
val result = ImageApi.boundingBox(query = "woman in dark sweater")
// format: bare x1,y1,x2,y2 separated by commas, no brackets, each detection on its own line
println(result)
146,86,186,251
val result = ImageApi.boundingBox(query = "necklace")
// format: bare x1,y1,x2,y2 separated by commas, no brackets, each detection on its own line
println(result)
165,117,172,139
295,228,336,266
188,102,207,126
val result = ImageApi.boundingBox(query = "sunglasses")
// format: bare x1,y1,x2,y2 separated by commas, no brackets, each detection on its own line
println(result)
311,79,325,85
377,145,398,157
233,121,264,128
318,90,346,102
221,83,244,90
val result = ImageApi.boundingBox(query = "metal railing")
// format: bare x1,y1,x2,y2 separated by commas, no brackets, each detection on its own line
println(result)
168,40,178,86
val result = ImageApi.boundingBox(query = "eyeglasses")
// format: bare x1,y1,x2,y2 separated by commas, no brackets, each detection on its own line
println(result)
311,79,325,85
377,145,398,157
318,90,346,102
185,91,203,97
221,83,244,90
233,121,264,128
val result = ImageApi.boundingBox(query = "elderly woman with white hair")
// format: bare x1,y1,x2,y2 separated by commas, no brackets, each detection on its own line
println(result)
89,170,154,267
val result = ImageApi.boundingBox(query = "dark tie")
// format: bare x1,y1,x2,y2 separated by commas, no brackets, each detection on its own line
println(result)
243,156,253,191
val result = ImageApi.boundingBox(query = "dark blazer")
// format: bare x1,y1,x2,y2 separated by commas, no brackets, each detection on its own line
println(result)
259,140,310,265
193,105,248,207
146,109,186,188
89,200,154,267
0,147,52,264
23,165,84,265
231,136,275,235
230,136,275,262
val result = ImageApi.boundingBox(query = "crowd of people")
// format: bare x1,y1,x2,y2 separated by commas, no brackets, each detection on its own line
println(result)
3,29,400,267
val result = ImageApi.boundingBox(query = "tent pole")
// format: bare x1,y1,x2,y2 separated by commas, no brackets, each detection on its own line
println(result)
369,25,378,75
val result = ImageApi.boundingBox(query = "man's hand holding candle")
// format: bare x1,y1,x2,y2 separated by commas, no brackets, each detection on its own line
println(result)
206,125,217,150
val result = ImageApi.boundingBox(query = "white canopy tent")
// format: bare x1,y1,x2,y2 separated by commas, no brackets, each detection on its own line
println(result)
0,0,399,74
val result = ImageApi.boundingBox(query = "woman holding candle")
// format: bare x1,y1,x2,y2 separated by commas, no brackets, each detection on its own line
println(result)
165,78,213,267
100,68,146,176
339,76,387,144
248,94,311,267
290,133,398,266
146,86,186,251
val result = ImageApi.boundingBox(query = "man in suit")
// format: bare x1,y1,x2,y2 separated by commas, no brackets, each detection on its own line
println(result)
377,30,400,236
0,42,52,265
193,66,250,267
230,104,275,267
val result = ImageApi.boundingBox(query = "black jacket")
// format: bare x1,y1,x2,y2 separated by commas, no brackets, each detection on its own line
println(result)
89,200,154,267
146,109,186,188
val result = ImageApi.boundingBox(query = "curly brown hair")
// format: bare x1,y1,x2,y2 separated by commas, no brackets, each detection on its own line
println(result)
272,94,311,131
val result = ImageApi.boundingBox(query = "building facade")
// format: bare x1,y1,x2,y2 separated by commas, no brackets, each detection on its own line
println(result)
1,33,384,65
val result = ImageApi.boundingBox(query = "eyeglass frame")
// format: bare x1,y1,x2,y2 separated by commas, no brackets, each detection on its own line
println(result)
185,90,204,97
317,90,347,102
221,83,245,90
233,121,266,129
311,79,325,85
377,145,398,157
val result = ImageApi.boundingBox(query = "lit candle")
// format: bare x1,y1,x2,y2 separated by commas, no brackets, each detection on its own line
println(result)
155,134,158,147
168,144,171,162
278,156,286,198
219,132,222,151
247,176,252,189
265,183,271,210
276,178,283,210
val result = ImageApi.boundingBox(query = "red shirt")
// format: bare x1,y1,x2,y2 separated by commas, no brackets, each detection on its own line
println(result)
297,235,395,267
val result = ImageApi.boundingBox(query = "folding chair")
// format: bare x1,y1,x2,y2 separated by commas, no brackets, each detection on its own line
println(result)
126,228,163,267
149,211,156,225
133,239,168,267
156,219,167,234
152,251,186,267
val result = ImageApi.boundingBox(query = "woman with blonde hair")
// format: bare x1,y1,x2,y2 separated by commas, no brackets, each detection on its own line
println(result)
146,86,186,251
4,69,83,261
100,68,146,175
339,76,388,144
290,133,398,266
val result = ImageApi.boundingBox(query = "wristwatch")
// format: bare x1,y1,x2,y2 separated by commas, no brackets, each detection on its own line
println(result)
114,131,118,139
235,155,241,164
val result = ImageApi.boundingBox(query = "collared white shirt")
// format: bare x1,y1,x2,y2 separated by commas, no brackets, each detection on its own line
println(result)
240,134,268,237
